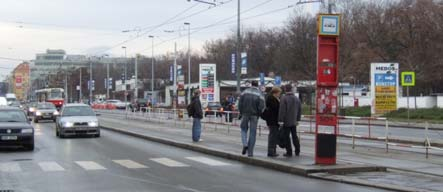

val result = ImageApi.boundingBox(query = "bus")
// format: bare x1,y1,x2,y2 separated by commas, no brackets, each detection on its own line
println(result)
35,88,64,109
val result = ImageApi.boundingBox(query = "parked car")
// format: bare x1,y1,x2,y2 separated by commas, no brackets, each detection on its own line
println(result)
0,106,34,150
204,102,223,117
106,99,127,109
55,104,100,138
34,102,59,123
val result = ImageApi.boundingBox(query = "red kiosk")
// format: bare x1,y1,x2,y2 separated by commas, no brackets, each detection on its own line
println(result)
315,14,340,165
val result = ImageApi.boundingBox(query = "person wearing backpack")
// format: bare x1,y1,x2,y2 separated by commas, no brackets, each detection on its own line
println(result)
188,89,203,142
263,86,282,157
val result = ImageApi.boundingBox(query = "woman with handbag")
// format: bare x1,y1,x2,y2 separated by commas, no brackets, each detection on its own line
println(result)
263,86,282,157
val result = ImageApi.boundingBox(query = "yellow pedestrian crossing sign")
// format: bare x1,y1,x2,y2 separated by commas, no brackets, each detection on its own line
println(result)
401,72,415,86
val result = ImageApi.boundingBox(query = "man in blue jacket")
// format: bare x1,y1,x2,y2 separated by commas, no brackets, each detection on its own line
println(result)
238,80,265,157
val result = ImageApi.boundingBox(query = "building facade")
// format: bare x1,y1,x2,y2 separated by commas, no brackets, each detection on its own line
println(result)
11,62,30,101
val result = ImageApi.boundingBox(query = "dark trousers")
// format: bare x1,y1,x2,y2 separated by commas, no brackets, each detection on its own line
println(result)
283,126,300,154
267,125,279,155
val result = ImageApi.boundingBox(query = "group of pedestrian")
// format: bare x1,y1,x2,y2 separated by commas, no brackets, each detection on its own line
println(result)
188,80,301,158
238,81,301,157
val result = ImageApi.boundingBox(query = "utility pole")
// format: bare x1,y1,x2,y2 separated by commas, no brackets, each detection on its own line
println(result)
149,35,155,96
79,68,82,102
89,58,93,105
173,42,177,110
106,61,110,99
184,22,191,104
236,0,241,94
122,46,127,106
135,54,138,99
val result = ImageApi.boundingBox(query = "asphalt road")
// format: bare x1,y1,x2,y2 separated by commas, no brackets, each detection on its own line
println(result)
0,120,387,192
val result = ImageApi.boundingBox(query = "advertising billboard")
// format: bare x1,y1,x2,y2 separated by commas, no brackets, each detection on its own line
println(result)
199,64,216,104
371,63,399,115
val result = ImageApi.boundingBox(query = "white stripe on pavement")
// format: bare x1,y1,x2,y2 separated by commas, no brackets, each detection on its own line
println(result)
38,161,65,172
113,160,148,169
75,161,106,170
185,157,231,166
150,158,189,167
0,162,21,172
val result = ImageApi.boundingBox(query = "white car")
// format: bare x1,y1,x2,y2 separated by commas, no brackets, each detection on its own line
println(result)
0,97,7,106
55,104,100,138
106,99,127,109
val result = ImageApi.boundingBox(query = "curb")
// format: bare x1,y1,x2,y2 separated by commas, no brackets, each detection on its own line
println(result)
308,173,425,192
99,125,401,191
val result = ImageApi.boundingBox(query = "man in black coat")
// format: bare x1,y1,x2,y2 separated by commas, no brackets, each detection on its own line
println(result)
264,86,282,157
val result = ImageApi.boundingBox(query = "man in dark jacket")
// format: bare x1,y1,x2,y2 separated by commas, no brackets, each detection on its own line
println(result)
191,90,203,142
238,80,265,157
278,84,302,157
264,86,282,157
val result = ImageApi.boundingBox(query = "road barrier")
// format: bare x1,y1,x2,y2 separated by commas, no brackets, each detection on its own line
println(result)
95,108,443,158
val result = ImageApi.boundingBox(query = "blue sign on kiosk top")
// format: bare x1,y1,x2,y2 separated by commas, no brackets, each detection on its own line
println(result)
318,14,340,36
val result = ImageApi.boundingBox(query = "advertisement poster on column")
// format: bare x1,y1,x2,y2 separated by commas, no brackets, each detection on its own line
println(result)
370,63,399,115
199,64,216,105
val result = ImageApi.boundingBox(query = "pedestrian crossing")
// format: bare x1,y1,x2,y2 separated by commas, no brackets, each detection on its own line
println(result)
0,156,232,173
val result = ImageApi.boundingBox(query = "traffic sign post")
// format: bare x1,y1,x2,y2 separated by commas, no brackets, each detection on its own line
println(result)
402,71,416,125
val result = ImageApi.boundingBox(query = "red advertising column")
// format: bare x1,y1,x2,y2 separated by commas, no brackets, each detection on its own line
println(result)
315,14,340,165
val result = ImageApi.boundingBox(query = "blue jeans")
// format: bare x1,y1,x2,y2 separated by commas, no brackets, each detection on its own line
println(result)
192,118,202,142
240,115,258,156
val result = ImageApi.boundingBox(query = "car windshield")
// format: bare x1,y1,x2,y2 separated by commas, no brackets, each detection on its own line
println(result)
62,106,95,116
37,103,56,109
0,110,27,122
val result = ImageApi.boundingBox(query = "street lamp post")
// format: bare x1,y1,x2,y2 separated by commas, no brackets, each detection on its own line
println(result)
148,35,155,97
184,22,191,104
89,58,93,105
135,54,138,100
122,46,128,107
236,0,241,94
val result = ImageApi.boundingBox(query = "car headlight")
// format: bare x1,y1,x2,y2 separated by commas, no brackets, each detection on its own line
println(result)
54,111,60,115
88,121,98,127
36,111,42,116
21,129,33,133
29,108,35,112
63,122,74,128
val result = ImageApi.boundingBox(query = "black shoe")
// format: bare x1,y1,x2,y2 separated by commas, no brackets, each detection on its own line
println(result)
267,153,279,157
283,153,292,157
295,150,300,156
242,146,248,155
248,154,253,157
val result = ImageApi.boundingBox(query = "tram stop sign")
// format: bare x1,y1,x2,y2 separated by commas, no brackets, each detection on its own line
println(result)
401,71,415,86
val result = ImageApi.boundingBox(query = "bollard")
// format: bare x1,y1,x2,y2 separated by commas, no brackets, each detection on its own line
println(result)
352,119,356,150
259,125,261,137
425,122,430,159
368,118,372,138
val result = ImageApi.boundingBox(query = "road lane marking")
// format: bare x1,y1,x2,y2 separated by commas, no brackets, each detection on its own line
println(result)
75,161,106,170
113,160,148,169
150,158,189,167
38,161,65,172
185,157,231,166
0,162,21,172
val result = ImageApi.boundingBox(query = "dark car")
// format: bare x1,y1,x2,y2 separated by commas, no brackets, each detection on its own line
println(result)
204,102,223,117
26,102,38,116
34,102,59,123
0,106,34,150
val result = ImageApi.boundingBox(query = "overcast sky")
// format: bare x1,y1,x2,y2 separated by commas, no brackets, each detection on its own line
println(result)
0,0,319,77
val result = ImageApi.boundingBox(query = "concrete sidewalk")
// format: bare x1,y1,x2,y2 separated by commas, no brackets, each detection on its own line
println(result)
97,113,443,192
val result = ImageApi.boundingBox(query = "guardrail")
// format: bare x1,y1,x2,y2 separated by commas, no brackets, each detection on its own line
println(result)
95,108,443,158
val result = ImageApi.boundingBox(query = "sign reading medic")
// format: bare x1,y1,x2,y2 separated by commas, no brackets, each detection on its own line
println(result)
371,63,399,115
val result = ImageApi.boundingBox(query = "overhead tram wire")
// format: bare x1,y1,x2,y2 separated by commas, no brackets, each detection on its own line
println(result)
136,0,276,53
91,2,200,55
138,0,234,32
